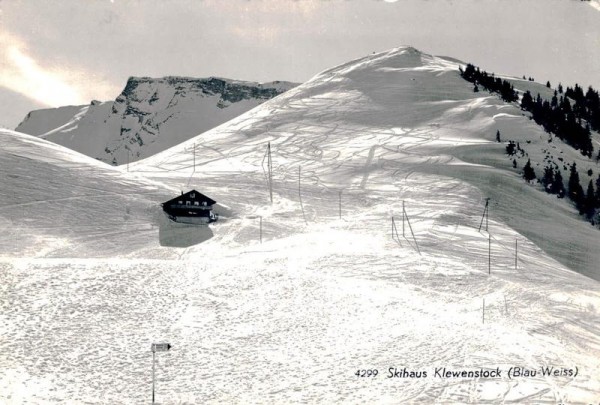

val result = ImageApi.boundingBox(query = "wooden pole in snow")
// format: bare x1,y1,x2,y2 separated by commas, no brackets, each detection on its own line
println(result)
299,166,307,224
152,350,155,404
479,198,490,232
402,203,420,255
262,142,273,204
482,298,485,324
268,142,273,203
391,217,402,246
515,238,518,270
488,233,491,275
402,200,405,237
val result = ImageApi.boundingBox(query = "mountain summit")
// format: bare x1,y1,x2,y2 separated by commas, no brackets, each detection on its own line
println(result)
137,46,600,280
15,76,296,165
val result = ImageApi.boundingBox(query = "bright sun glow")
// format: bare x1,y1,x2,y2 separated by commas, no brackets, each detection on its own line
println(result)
4,46,83,107
0,31,118,107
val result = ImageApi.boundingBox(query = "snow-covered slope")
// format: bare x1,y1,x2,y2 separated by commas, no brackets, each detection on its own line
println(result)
1,47,599,403
15,77,296,165
136,46,600,281
0,129,186,258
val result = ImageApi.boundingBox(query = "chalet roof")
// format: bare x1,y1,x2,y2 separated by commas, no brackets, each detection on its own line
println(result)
163,189,217,206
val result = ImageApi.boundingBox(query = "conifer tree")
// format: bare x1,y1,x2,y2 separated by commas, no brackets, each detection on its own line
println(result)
568,162,584,210
521,91,533,110
542,166,554,191
506,141,516,156
496,130,501,142
546,81,551,88
552,169,565,197
595,174,600,208
523,159,536,182
584,180,596,218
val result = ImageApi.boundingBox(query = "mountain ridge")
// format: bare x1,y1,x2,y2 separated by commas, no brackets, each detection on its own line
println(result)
15,76,297,165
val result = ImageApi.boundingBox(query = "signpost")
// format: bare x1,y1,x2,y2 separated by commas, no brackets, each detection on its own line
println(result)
151,342,172,404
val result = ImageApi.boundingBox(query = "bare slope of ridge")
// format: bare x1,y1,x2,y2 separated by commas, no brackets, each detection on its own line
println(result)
135,46,600,281
15,105,88,136
0,129,182,258
15,77,297,166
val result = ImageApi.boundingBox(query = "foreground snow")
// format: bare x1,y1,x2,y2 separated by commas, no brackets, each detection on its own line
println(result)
1,226,599,403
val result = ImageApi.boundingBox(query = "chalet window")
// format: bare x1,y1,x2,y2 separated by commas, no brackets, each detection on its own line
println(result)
203,202,207,206
191,193,195,198
186,201,191,206
194,202,199,206
178,200,183,204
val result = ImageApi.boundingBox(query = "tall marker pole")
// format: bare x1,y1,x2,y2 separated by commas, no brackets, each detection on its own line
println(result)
479,198,490,232
299,166,307,223
402,200,405,237
262,142,273,204
482,298,485,324
488,233,491,275
268,142,273,203
515,238,518,270
152,350,155,404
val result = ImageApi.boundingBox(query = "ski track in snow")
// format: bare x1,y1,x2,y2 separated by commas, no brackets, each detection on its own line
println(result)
1,47,600,404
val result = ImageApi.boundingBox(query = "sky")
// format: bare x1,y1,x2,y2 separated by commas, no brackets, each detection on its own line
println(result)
1,0,599,129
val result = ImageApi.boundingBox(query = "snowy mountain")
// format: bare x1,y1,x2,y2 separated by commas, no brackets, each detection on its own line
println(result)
15,77,296,165
1,47,599,403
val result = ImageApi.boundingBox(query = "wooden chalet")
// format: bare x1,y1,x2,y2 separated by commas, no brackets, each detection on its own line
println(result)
162,190,218,224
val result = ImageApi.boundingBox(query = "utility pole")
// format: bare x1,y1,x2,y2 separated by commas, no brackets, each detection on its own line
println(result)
268,142,273,203
402,200,405,237
298,166,301,197
515,238,518,270
479,198,490,232
262,142,273,203
482,298,485,324
299,166,307,223
488,233,491,275
152,349,155,404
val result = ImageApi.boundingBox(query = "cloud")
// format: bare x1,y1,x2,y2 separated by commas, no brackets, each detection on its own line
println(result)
0,31,119,107
588,0,600,12
207,0,322,43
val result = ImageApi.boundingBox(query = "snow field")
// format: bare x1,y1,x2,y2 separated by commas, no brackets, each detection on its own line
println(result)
1,47,599,403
